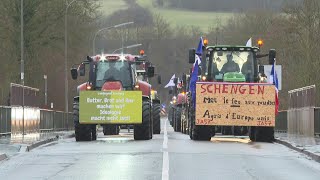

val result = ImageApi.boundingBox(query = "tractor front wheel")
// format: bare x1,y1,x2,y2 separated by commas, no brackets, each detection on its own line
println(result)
73,101,92,141
134,101,152,140
153,103,161,134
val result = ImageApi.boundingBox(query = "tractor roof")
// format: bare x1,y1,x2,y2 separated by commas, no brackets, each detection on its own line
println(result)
92,54,136,62
207,45,259,52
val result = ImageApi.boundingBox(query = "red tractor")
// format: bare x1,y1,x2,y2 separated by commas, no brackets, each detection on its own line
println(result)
70,54,155,141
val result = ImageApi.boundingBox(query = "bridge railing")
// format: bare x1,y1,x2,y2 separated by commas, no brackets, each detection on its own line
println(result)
0,106,73,136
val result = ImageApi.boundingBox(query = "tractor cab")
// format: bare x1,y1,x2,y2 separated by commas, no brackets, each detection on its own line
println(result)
189,44,276,84
133,50,155,82
71,53,154,91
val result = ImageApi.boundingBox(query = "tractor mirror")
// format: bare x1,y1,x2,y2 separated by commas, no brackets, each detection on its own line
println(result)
157,75,162,84
189,48,196,64
269,49,276,65
79,63,85,76
70,68,78,80
147,66,155,77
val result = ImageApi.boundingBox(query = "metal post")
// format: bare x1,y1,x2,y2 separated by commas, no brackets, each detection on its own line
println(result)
64,0,77,130
44,75,47,106
21,0,25,136
65,1,68,129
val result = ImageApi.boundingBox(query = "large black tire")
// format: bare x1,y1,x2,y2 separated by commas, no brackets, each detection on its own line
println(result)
73,101,92,141
190,108,212,141
103,125,119,135
92,125,97,141
252,127,274,142
181,108,188,134
249,127,256,141
174,107,182,132
134,101,152,140
188,107,193,139
153,103,161,134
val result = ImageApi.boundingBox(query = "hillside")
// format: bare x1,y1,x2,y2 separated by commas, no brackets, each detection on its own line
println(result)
99,0,233,32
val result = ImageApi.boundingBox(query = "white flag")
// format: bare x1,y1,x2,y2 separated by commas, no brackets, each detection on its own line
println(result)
164,74,176,88
246,38,252,47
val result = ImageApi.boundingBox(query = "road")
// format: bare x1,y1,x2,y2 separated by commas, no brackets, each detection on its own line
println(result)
1,118,320,180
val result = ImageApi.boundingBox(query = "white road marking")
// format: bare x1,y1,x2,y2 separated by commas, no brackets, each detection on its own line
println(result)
162,119,169,180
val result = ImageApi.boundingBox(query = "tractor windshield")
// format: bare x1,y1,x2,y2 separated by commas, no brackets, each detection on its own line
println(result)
96,61,133,88
208,50,254,82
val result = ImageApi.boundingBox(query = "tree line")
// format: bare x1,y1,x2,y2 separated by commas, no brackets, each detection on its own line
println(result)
156,0,301,12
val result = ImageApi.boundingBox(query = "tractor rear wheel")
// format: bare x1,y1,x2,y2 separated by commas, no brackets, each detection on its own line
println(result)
174,107,182,132
134,101,152,140
253,127,274,142
190,110,211,141
91,125,97,141
73,101,92,141
153,103,161,134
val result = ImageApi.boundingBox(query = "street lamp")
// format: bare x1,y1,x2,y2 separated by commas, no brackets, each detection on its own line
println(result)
112,44,142,54
65,0,78,117
92,21,134,55
21,0,25,135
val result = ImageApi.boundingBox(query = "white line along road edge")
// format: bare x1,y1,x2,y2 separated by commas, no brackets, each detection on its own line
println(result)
162,119,169,180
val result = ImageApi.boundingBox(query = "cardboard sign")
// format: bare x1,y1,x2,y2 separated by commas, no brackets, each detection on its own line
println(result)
195,83,275,127
80,91,142,124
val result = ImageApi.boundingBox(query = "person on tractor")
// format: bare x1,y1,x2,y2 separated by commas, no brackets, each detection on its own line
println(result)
221,54,240,73
241,54,254,82
104,62,121,81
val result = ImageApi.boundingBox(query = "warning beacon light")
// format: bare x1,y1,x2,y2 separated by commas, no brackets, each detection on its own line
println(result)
140,50,145,56
203,38,208,46
257,39,263,48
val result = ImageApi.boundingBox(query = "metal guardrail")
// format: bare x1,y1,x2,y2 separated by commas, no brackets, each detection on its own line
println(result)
275,108,320,136
0,106,73,136
314,108,320,136
0,106,11,135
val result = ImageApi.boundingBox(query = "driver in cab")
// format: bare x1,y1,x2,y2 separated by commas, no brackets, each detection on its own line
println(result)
104,62,121,80
221,53,240,73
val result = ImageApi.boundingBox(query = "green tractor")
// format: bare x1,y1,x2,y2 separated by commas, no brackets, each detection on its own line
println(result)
187,39,277,142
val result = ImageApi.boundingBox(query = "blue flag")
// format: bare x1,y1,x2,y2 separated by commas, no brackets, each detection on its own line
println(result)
196,37,204,55
189,37,204,107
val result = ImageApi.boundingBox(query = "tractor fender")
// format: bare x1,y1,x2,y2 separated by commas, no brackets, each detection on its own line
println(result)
77,83,87,94
138,80,151,97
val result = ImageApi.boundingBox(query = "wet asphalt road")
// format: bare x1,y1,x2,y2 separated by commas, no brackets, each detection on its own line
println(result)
1,118,320,180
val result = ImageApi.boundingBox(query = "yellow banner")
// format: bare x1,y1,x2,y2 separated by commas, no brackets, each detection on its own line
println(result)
80,91,142,124
195,83,276,127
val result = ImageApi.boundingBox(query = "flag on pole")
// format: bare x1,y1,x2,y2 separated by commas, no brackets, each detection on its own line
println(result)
189,37,204,107
164,74,176,88
269,60,279,115
246,37,252,47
